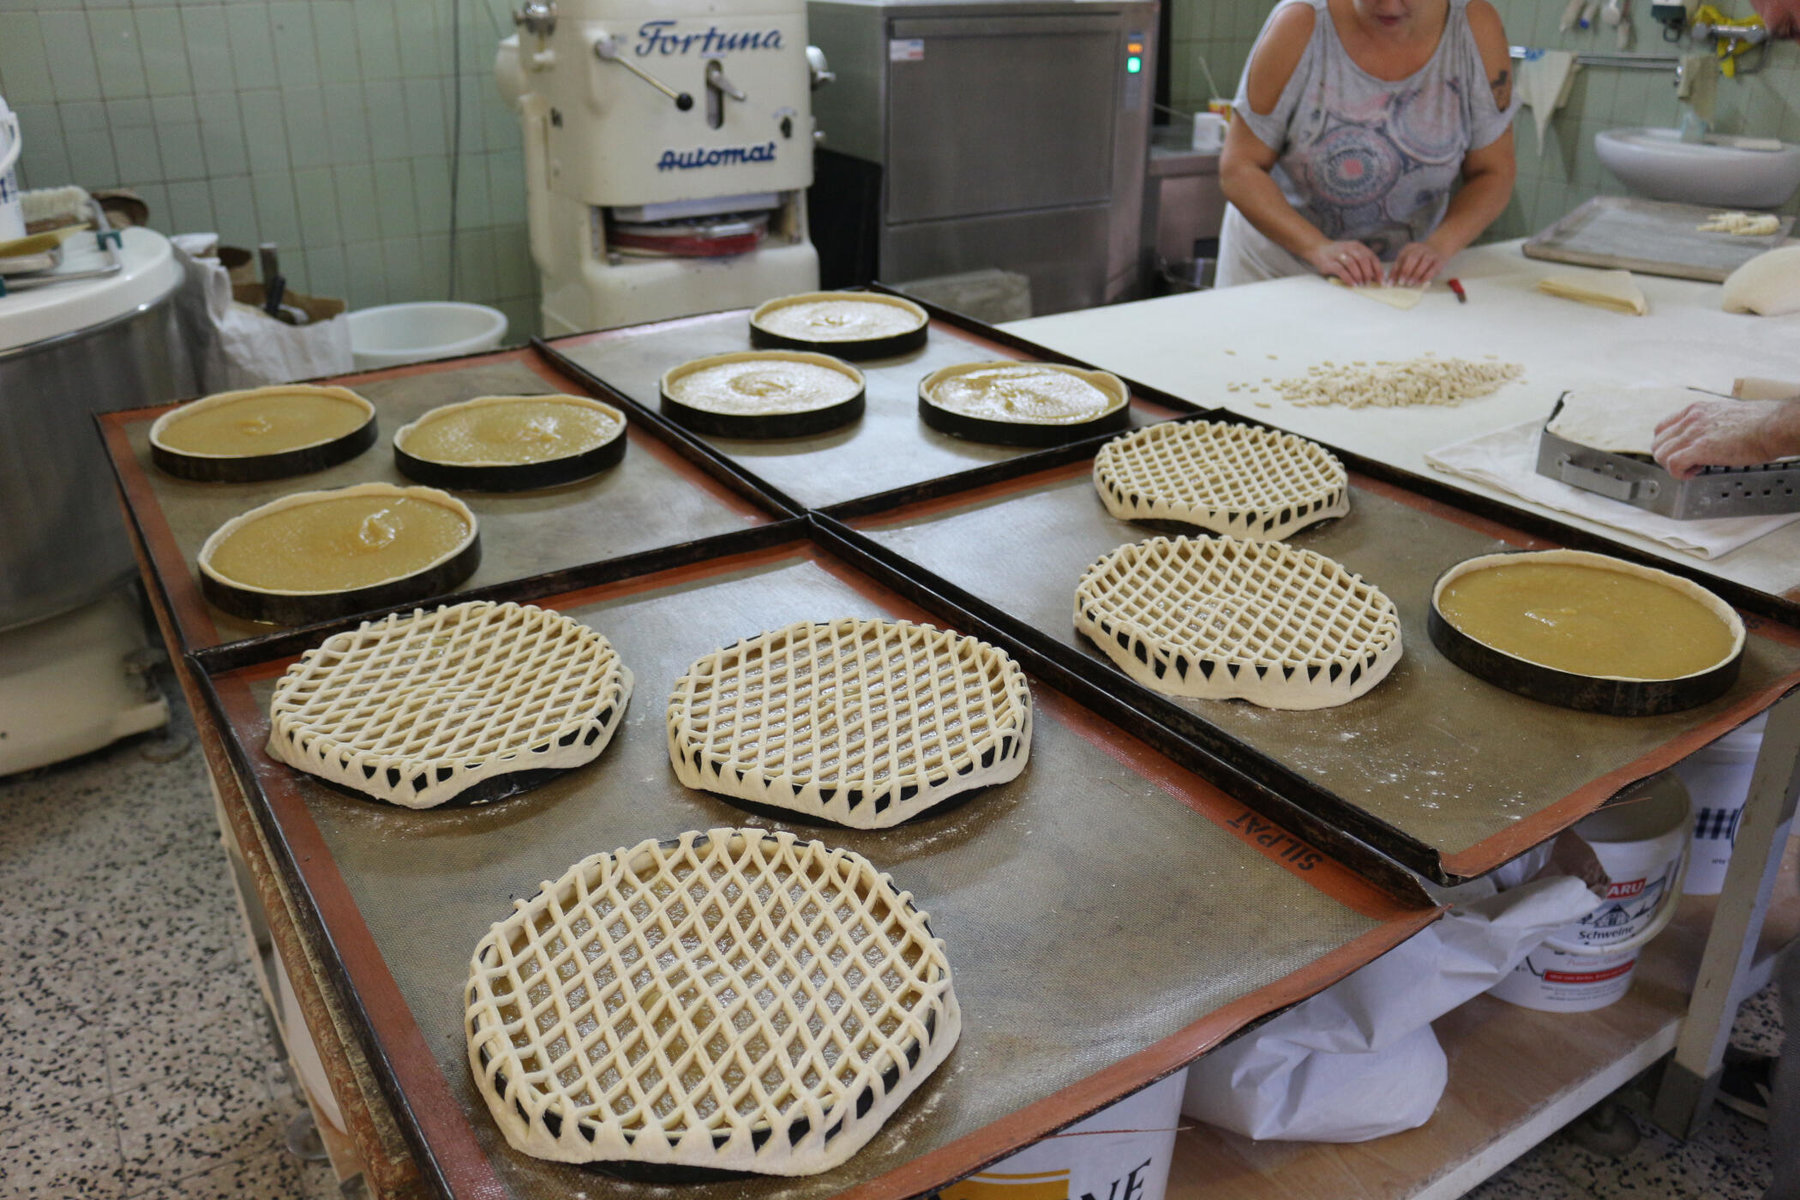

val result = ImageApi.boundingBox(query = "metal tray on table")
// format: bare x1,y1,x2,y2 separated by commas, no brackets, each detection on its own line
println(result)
96,346,793,654
538,291,1209,513
186,527,1435,1200
814,436,1800,884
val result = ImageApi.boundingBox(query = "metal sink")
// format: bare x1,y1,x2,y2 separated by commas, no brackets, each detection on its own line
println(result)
1595,126,1800,209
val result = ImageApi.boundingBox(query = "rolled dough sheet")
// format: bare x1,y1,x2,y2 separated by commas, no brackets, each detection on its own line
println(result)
1328,277,1426,310
1546,386,1725,455
1535,269,1647,316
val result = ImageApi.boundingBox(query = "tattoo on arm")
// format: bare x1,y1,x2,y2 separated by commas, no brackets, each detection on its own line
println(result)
1490,68,1511,107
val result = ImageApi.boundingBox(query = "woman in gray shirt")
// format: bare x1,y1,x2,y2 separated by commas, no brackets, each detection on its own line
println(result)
1216,0,1518,289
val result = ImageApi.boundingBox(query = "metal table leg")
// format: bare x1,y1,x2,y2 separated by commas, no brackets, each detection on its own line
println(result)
1652,689,1800,1138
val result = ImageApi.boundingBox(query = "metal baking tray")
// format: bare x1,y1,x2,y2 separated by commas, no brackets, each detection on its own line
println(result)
538,293,1209,514
1536,394,1800,520
817,446,1800,884
97,347,793,654
187,530,1434,1200
1522,194,1793,284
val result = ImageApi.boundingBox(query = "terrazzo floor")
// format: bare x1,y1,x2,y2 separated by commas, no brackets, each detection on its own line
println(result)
0,676,1784,1199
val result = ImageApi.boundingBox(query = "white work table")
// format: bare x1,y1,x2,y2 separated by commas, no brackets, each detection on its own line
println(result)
1006,240,1800,599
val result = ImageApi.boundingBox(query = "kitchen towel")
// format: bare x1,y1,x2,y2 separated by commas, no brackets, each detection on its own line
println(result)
1516,49,1580,157
1425,418,1800,558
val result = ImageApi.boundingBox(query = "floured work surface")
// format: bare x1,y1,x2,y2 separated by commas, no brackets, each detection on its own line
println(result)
203,544,1428,1200
546,310,1191,510
1523,195,1793,284
850,462,1800,881
99,350,773,651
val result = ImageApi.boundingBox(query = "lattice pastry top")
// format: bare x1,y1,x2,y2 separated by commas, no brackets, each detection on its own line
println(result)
1074,535,1401,710
667,618,1031,829
268,600,632,808
465,828,960,1176
1093,421,1349,540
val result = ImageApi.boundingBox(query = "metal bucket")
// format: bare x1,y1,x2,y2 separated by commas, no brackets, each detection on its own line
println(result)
0,271,191,630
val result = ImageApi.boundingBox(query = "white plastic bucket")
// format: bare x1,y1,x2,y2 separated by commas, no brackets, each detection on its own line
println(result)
346,301,507,369
0,92,25,243
1674,713,1765,895
937,1071,1186,1200
1489,774,1691,1013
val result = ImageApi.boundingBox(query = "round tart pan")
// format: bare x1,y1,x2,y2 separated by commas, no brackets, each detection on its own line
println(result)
197,483,480,626
1428,548,1745,716
918,360,1131,447
392,394,628,491
659,351,866,438
149,385,378,482
748,291,929,359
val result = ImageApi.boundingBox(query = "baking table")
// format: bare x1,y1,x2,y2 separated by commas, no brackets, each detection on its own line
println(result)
1003,241,1800,1184
99,251,1800,1198
1005,239,1800,601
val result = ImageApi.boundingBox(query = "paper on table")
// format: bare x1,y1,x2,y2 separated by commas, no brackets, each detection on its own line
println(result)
1425,419,1800,559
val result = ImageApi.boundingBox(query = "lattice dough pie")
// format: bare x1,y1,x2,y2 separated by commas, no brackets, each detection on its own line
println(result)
1093,420,1349,540
667,618,1031,829
465,828,960,1176
1075,535,1401,709
268,601,632,808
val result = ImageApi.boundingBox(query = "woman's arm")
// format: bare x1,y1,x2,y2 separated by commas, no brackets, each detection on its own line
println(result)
1220,5,1386,286
1390,0,1518,285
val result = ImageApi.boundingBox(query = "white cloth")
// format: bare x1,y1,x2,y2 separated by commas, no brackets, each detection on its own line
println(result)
169,233,352,389
1181,876,1600,1142
1515,49,1580,157
1425,418,1800,559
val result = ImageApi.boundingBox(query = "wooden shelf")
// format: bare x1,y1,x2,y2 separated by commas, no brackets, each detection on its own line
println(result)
1168,843,1800,1200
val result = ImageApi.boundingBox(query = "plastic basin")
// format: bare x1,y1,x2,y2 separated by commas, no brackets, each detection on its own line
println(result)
347,302,508,370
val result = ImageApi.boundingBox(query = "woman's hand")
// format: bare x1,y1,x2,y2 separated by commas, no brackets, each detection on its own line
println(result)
1304,239,1384,286
1389,241,1448,287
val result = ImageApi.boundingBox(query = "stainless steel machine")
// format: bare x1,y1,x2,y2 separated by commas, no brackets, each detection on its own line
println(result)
806,0,1157,315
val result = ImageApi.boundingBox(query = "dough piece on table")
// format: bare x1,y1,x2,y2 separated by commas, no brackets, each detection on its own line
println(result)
1697,211,1781,237
268,600,632,808
1544,387,1715,455
668,617,1032,829
1535,270,1648,315
466,827,960,1176
1093,420,1349,540
1723,245,1800,316
1329,277,1426,310
1074,535,1403,710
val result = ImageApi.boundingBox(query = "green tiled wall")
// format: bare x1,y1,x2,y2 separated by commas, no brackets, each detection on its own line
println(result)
0,0,540,338
1166,0,1799,243
1483,0,1800,240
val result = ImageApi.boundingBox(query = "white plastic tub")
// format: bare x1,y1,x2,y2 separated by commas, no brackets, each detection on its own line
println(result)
1489,775,1691,1013
346,302,507,370
1675,713,1766,895
938,1071,1186,1200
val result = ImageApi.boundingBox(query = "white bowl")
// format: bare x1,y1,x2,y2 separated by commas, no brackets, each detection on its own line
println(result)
346,302,508,370
1595,127,1800,209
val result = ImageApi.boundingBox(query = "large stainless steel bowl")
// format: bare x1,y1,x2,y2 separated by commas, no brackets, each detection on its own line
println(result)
0,227,193,631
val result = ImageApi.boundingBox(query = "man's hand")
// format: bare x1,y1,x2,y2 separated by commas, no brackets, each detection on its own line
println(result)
1390,241,1449,287
1303,239,1384,286
1751,0,1799,38
1651,398,1788,478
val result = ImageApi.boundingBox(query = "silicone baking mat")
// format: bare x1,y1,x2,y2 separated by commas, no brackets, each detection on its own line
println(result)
196,538,1433,1200
836,459,1800,882
98,348,782,652
543,307,1202,512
